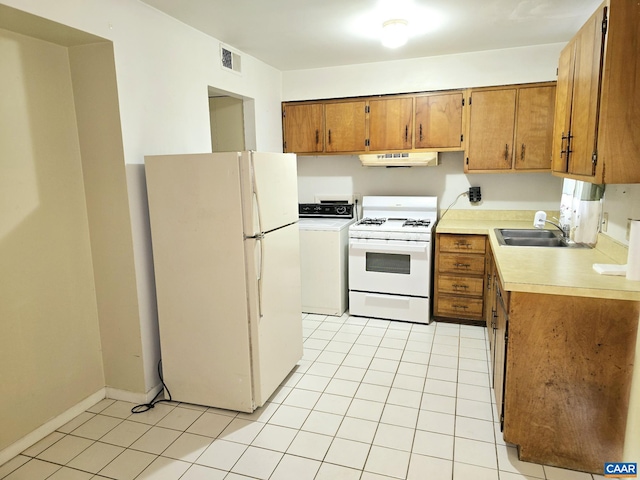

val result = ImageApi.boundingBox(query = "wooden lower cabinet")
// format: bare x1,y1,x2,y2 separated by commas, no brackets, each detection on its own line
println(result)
494,280,639,473
434,234,486,322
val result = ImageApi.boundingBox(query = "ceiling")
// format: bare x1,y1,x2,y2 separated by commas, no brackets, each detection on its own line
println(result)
139,0,602,71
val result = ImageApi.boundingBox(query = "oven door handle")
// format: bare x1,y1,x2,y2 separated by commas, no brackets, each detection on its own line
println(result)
349,241,428,253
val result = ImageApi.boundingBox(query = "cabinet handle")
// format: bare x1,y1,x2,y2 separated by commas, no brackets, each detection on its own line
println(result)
454,242,471,248
504,144,509,162
521,143,525,161
453,304,469,310
405,125,408,142
452,284,469,290
328,129,332,144
454,263,471,268
419,124,423,141
315,130,319,144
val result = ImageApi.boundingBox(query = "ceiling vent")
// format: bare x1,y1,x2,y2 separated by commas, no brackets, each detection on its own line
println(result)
220,44,242,75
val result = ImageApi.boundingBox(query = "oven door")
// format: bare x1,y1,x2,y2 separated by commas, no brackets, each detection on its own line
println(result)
348,237,430,297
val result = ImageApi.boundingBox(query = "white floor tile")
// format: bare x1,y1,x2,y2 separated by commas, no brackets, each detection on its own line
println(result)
99,401,136,420
267,405,310,429
380,404,419,428
185,411,234,437
387,388,422,408
3,459,60,480
431,344,460,357
286,431,332,461
99,420,151,447
314,392,352,415
458,369,490,387
397,361,428,378
136,456,191,480
230,446,283,480
423,378,457,397
407,453,453,480
459,357,490,373
429,353,459,369
427,365,458,382
269,454,320,480
86,399,115,414
420,393,456,414
355,383,390,403
324,437,371,470
129,426,181,455
334,365,367,382
336,416,378,444
294,374,331,392
70,415,122,440
324,378,360,397
418,410,456,435
67,442,124,474
455,416,495,443
357,335,383,346
217,418,264,444
496,444,545,478
180,464,227,480
47,466,93,479
316,350,347,365
365,445,411,478
236,402,279,423
454,437,498,470
127,403,174,426
37,435,94,464
301,410,343,436
194,439,246,470
268,385,292,404
499,472,545,480
453,461,499,480
305,362,340,377
315,462,362,480
346,398,384,422
0,455,29,479
99,448,155,480
373,423,414,452
412,429,454,460
544,465,594,480
161,433,212,463
375,347,403,361
251,424,298,452
457,383,492,403
379,337,407,350
456,397,494,421
402,350,431,364
363,369,395,387
155,406,203,431
57,412,96,434
369,358,400,373
22,432,65,457
392,374,425,392
282,388,321,410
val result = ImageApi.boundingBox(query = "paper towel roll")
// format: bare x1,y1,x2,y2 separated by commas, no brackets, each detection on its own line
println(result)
627,220,640,281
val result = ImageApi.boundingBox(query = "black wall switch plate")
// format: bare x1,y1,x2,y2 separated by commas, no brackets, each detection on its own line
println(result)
469,186,482,203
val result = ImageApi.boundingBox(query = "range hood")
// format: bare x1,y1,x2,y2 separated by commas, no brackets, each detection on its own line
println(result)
358,152,438,167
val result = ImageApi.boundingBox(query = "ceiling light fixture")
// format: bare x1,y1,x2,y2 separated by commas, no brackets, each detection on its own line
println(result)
381,19,409,48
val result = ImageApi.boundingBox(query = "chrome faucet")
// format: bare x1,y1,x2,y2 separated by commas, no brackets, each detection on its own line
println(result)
533,211,569,238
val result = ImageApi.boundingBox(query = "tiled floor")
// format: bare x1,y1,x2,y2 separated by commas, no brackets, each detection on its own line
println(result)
1,313,614,480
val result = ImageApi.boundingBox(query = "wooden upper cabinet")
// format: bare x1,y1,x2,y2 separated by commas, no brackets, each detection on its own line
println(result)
325,101,366,153
415,92,464,149
368,97,412,151
282,103,324,154
552,0,640,184
514,85,556,170
466,83,556,172
466,88,517,171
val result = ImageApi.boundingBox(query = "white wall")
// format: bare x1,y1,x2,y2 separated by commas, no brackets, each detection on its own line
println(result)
285,43,566,213
602,184,640,245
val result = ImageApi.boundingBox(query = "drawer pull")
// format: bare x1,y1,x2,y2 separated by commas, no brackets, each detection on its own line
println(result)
453,263,471,268
452,284,469,290
454,242,471,248
453,304,469,310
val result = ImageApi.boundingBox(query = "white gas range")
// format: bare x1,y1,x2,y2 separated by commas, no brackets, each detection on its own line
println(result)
348,196,438,324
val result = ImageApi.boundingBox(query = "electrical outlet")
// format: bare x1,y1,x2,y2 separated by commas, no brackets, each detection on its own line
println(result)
468,186,482,203
602,212,609,232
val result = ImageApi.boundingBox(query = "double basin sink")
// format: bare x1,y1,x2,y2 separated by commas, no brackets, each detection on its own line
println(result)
495,229,590,248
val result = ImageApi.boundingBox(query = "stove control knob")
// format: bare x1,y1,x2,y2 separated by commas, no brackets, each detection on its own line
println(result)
336,206,347,215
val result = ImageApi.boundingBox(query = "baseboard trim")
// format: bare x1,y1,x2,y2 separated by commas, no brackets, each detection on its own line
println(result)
0,388,105,467
106,383,163,404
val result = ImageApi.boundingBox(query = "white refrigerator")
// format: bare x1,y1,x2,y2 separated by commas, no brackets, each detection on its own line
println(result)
145,151,303,413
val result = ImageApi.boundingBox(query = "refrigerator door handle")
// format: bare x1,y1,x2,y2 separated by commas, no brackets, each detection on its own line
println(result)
245,233,265,318
250,154,264,236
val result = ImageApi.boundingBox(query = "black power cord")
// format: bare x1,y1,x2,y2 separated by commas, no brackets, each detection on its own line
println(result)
130,360,173,414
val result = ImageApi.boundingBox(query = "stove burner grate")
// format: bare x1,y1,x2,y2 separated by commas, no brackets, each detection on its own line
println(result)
358,218,386,226
403,219,431,227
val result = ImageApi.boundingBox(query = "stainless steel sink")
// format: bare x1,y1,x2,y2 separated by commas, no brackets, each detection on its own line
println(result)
494,228,590,248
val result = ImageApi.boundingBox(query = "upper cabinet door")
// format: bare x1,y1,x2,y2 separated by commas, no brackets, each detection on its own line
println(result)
283,103,324,154
415,92,464,149
552,42,576,174
566,6,606,177
368,97,413,151
466,88,517,171
324,101,366,153
514,85,556,170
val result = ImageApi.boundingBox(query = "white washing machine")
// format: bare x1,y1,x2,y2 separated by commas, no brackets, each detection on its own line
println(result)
298,207,355,316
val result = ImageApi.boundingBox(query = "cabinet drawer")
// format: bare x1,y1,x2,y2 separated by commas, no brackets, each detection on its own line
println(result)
438,275,484,297
436,295,484,320
438,253,485,275
439,234,486,254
